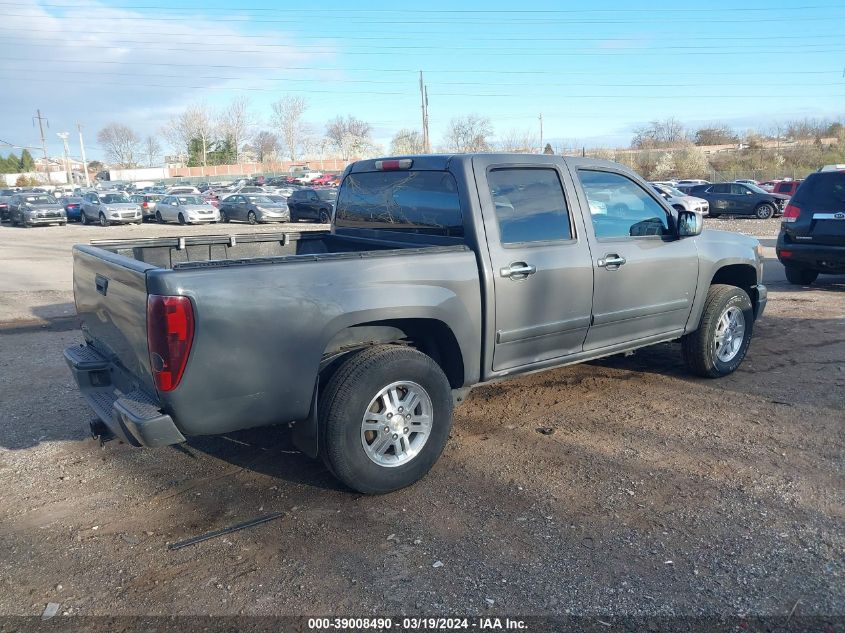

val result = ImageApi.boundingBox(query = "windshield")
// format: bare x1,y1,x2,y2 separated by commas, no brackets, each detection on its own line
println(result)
744,183,768,195
654,184,686,197
102,193,130,203
25,194,56,204
246,195,273,204
177,196,205,205
317,190,338,201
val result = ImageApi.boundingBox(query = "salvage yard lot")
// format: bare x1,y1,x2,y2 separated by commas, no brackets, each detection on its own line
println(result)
0,219,843,618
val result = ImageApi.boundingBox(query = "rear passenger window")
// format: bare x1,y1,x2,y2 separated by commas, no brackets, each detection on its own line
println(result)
577,170,670,239
487,168,572,244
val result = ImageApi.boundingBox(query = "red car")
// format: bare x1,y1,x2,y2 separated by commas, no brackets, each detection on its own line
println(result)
311,173,340,186
771,180,802,197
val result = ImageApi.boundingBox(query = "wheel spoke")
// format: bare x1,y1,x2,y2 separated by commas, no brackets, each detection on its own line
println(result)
363,413,387,426
370,432,392,456
403,389,421,413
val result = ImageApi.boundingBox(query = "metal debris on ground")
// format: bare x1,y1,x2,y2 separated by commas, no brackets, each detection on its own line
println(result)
168,512,285,551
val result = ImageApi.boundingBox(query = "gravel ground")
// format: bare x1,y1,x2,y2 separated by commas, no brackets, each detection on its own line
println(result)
0,216,843,621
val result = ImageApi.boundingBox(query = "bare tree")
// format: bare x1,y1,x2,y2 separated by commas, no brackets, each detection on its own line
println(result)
693,124,738,146
251,130,280,163
497,128,538,153
442,114,493,153
326,116,374,160
390,129,424,155
97,123,141,168
218,96,254,164
144,135,161,167
162,103,215,166
271,95,309,161
631,118,688,149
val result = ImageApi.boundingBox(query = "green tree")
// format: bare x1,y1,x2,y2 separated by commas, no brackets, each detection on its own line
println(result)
19,149,35,171
0,153,18,173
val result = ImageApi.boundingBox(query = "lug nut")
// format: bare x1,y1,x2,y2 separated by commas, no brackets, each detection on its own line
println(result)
406,414,412,420
392,433,398,440
403,427,409,434
398,407,404,413
383,426,389,432
387,413,393,419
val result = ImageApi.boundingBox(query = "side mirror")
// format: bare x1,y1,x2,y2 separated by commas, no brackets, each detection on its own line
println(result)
746,191,753,195
678,210,703,237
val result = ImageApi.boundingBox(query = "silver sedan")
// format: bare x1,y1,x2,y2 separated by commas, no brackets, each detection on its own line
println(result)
156,195,221,225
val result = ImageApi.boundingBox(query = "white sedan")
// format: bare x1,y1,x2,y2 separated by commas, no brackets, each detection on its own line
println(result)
155,194,220,225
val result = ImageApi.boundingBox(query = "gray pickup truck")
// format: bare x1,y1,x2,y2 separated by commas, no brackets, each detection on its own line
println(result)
65,154,766,494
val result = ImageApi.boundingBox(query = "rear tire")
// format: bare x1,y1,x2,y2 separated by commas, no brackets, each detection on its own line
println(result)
682,284,754,378
708,213,721,218
755,203,774,219
319,345,454,494
784,265,818,285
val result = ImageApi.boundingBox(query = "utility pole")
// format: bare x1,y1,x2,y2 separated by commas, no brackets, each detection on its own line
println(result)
419,71,430,153
32,109,49,180
56,132,71,184
538,113,544,153
77,122,91,187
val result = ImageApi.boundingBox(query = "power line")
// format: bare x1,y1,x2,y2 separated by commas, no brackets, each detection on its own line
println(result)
6,72,842,99
7,36,845,55
3,10,844,24
4,66,844,88
2,25,840,42
5,2,842,12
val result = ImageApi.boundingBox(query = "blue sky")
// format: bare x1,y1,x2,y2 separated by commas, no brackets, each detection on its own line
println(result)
1,0,844,161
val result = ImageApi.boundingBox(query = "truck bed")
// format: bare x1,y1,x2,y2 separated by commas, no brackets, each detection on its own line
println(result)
70,229,481,446
86,229,462,270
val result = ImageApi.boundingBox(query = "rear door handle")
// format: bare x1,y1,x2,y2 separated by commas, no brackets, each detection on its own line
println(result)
500,262,537,279
597,254,626,269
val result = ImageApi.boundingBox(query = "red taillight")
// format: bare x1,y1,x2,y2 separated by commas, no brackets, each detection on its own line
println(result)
142,201,149,209
375,159,413,171
147,295,194,392
779,250,792,258
782,203,801,223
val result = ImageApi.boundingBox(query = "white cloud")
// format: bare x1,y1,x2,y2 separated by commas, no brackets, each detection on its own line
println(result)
0,0,339,159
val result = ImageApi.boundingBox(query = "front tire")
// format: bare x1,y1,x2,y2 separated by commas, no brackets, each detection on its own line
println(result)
247,211,257,225
99,212,109,227
682,284,754,378
155,211,164,224
318,209,331,224
80,212,88,225
755,203,774,219
178,213,186,225
319,345,454,495
784,265,818,285
220,210,230,223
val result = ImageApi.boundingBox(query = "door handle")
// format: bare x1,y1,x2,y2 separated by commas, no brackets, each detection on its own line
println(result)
95,274,109,296
597,254,626,268
500,262,537,279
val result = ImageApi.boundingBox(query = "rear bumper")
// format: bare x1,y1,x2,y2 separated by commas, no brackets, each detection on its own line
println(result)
64,344,185,448
776,240,845,273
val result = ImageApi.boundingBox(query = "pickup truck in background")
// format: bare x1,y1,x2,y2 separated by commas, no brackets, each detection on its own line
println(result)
65,154,767,494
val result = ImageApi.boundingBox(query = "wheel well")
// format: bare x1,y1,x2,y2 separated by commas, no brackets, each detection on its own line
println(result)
322,319,464,388
711,264,758,304
672,204,685,212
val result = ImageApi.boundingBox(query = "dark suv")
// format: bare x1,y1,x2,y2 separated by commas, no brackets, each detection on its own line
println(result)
689,182,788,219
776,169,845,284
